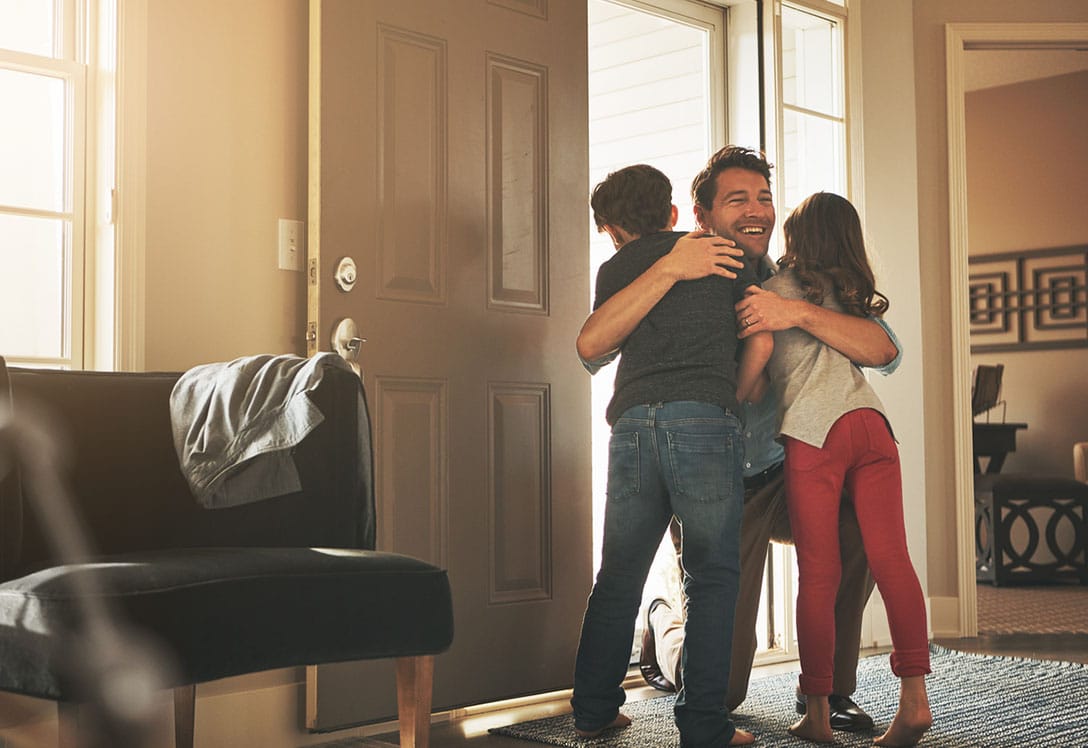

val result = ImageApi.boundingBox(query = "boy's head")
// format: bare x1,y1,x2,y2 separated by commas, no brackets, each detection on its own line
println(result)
590,164,676,245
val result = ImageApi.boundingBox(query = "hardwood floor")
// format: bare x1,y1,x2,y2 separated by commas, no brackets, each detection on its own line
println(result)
349,632,1088,747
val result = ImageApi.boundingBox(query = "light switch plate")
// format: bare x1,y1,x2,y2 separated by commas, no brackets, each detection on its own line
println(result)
278,218,305,271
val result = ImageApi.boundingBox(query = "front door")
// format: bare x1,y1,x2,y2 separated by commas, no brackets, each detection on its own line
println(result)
306,0,592,729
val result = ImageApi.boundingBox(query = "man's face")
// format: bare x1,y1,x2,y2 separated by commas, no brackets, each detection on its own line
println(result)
694,167,775,261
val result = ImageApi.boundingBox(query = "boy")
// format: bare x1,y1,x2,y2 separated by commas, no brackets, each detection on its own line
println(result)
570,164,761,747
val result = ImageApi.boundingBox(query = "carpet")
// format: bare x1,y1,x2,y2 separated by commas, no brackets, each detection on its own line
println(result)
977,582,1088,635
490,645,1088,747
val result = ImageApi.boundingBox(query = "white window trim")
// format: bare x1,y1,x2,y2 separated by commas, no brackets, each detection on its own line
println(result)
105,0,145,371
112,0,146,371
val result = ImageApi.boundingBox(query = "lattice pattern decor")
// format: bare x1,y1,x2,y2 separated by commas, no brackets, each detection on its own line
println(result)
968,245,1088,353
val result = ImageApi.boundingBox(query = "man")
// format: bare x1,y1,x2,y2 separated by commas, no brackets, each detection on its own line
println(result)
579,146,901,732
571,164,759,747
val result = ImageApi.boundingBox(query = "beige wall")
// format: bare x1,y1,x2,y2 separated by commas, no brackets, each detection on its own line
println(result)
852,0,928,636
910,0,1088,604
966,70,1088,478
144,0,309,371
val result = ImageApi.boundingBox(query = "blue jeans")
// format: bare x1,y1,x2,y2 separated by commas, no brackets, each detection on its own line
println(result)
571,402,745,747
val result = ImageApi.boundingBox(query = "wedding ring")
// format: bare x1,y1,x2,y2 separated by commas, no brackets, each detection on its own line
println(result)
744,317,755,328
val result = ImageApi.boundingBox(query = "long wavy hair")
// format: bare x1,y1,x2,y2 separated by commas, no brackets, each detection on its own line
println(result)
779,192,889,318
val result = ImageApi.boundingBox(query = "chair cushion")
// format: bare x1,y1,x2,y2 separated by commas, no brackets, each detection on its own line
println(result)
0,547,453,699
976,472,1088,500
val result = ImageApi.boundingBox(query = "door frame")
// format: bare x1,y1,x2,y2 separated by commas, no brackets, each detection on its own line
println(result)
944,21,1088,638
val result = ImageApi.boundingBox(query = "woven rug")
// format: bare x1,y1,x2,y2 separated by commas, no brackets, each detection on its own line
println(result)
977,582,1088,635
490,645,1088,747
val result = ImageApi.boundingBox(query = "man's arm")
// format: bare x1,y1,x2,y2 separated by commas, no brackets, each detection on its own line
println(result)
575,231,744,363
735,286,899,369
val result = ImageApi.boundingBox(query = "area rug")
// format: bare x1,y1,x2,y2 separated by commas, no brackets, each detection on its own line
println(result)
490,645,1088,747
976,582,1088,635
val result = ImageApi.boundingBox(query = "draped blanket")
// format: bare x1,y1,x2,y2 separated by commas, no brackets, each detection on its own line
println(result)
170,353,360,509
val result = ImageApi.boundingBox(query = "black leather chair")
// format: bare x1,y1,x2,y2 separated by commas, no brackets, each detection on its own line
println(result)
0,356,453,747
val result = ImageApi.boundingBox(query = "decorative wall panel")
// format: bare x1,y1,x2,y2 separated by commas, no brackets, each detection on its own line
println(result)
968,246,1087,353
374,376,448,567
488,382,552,603
486,54,549,313
377,26,447,304
488,0,548,20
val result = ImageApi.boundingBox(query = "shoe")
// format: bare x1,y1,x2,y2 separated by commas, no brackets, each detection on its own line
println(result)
639,598,677,692
795,688,875,732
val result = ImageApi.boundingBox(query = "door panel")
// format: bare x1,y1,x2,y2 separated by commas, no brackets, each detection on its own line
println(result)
306,0,591,729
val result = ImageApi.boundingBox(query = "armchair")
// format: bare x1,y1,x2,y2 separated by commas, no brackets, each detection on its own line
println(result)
0,356,453,747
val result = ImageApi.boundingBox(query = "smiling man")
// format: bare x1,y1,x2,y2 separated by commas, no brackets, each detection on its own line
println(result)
578,146,903,733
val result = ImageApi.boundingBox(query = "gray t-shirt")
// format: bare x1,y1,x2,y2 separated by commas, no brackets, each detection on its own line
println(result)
764,268,888,448
593,231,759,426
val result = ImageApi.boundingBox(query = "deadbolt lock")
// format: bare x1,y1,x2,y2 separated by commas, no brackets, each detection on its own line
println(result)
334,256,358,292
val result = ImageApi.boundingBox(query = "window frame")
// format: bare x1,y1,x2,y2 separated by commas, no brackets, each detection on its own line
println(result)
748,0,864,667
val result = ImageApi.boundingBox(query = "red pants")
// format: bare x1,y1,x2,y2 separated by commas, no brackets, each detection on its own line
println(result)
784,408,930,695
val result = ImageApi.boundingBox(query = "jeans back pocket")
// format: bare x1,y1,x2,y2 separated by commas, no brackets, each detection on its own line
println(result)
667,430,739,503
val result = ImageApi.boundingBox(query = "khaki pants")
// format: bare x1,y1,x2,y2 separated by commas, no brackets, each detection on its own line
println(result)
654,470,874,709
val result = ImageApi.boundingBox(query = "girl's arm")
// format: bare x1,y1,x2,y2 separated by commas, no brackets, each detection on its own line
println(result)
736,330,773,403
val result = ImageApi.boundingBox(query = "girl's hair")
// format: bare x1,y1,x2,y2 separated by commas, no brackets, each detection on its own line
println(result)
779,192,889,318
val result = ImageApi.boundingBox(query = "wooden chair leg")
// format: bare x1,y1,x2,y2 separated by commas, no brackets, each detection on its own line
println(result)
174,684,196,748
395,655,434,748
57,702,79,748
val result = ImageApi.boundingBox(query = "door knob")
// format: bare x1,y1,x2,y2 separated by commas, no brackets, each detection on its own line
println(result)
331,317,365,376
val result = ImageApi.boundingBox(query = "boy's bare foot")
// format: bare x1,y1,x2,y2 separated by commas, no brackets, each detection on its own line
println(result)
874,676,932,746
575,712,631,738
730,727,756,744
788,714,836,743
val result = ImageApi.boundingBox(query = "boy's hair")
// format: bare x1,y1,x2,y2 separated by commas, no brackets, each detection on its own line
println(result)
779,191,889,317
590,164,673,237
690,146,773,209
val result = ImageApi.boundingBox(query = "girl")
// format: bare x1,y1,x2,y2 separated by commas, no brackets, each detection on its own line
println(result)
738,192,932,746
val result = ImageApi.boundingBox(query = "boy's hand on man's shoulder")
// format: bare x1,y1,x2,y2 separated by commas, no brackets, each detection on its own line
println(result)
662,231,745,281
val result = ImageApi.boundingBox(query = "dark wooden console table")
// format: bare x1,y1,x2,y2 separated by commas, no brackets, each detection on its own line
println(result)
972,422,1027,475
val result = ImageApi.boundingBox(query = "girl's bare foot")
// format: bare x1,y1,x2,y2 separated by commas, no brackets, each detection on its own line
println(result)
788,695,835,743
788,715,836,743
874,676,931,747
731,727,756,745
575,712,631,738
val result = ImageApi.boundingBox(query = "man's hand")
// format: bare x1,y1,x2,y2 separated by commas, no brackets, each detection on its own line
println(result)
735,286,801,338
661,231,745,281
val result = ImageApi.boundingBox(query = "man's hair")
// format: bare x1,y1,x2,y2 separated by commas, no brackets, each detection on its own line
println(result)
690,145,773,209
590,164,673,237
779,191,889,317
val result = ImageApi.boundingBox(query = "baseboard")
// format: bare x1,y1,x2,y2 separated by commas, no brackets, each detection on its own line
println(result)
930,595,962,638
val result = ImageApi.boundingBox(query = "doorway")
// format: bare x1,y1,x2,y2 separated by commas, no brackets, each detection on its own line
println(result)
587,0,727,649
946,22,1088,637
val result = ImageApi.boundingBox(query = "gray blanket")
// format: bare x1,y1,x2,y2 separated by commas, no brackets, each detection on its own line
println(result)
170,353,358,509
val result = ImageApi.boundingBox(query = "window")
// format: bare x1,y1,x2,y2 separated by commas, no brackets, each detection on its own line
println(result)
0,0,115,369
760,0,852,661
777,2,847,214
